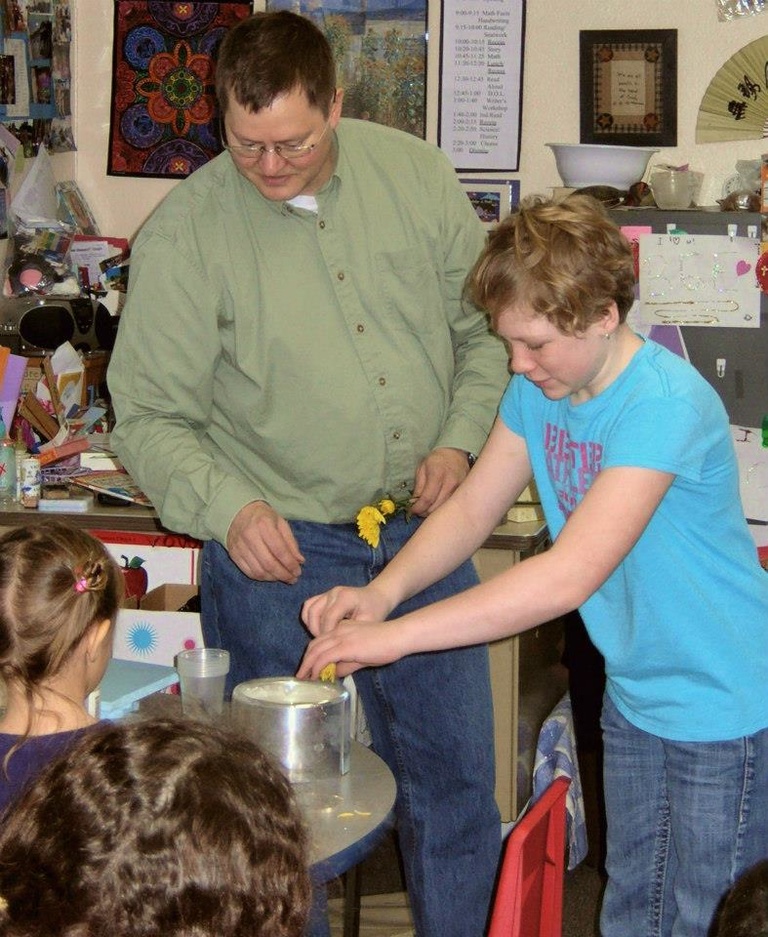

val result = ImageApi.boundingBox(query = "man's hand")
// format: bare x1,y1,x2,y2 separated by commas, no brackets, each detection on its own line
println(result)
410,447,471,516
226,501,305,583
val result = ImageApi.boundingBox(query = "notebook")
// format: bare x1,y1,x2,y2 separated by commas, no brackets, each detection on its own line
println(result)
96,658,178,720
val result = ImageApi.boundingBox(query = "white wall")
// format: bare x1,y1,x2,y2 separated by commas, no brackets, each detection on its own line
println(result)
61,0,768,241
513,1,768,206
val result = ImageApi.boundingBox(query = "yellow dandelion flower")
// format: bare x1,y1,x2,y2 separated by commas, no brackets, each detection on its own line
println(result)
378,498,396,516
319,662,337,682
356,504,387,548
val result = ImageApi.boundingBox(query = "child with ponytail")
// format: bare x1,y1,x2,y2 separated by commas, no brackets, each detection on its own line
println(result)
0,521,122,813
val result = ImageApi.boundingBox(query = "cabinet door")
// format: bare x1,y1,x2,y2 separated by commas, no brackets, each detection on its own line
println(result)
473,546,568,821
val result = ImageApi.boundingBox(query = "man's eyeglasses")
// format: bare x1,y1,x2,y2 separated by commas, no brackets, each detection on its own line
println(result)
221,119,332,161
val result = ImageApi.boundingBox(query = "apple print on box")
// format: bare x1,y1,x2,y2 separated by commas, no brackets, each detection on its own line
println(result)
121,555,148,600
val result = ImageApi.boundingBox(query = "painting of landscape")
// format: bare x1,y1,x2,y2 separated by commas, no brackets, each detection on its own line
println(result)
267,1,427,138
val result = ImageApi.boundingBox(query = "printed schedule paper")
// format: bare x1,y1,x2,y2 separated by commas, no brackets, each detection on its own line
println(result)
439,1,524,172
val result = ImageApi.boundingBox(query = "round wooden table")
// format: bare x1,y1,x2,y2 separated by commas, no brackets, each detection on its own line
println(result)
295,739,396,881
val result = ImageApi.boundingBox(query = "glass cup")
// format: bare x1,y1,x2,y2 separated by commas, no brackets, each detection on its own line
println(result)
175,648,230,717
650,169,695,210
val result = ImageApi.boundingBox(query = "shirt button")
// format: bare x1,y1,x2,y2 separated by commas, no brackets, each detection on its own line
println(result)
378,376,386,386
319,220,326,229
337,271,345,281
356,323,365,333
393,431,401,440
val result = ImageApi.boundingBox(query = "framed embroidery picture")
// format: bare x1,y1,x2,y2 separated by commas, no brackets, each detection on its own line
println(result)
579,29,677,148
108,0,252,179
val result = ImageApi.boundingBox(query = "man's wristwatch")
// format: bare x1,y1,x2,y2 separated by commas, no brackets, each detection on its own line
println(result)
466,451,477,468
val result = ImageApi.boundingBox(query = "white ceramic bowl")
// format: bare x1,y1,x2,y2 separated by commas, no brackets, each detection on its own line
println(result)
546,143,659,190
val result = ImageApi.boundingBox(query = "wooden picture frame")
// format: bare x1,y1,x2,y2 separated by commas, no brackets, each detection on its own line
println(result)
579,29,677,147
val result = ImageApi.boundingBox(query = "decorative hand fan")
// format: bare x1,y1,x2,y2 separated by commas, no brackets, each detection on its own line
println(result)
696,35,768,142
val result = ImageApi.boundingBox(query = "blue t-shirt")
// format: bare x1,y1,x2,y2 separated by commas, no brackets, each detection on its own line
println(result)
0,725,103,816
500,338,768,742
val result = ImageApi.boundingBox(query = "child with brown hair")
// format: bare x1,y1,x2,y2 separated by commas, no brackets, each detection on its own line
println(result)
0,716,312,937
0,520,123,813
299,194,768,937
716,860,768,937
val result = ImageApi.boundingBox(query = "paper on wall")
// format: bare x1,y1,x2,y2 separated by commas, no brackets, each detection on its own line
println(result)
639,233,761,328
731,425,768,531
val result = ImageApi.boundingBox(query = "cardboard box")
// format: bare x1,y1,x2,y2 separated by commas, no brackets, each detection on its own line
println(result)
506,481,544,523
22,351,110,408
93,532,201,596
113,583,203,667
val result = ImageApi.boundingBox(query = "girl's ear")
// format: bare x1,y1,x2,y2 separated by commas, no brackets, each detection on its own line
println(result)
600,301,620,336
85,617,113,663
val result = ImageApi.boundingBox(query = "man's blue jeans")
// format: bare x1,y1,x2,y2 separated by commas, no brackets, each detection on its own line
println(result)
201,515,501,937
600,694,768,937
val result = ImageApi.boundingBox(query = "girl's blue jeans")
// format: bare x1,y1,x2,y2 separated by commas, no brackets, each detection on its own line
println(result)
600,694,768,937
201,514,501,937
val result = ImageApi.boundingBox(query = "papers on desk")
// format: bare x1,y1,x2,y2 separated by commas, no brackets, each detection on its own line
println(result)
70,469,152,506
732,425,768,547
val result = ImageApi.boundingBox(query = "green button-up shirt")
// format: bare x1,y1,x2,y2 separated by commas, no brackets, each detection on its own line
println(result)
109,119,508,544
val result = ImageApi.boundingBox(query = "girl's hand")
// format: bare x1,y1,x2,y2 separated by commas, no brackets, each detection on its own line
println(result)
302,584,392,635
296,619,405,680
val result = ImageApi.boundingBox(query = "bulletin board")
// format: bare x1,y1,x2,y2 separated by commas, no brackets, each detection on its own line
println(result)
0,0,74,156
610,207,768,429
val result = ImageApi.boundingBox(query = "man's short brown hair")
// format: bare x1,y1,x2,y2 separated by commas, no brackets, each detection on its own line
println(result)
216,11,336,118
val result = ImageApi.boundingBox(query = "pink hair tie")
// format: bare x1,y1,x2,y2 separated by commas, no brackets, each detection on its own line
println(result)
74,577,88,594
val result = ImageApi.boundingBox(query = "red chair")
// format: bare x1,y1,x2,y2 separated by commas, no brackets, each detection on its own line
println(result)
488,777,570,937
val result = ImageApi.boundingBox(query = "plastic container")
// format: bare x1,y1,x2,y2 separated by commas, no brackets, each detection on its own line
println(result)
175,647,229,716
20,456,41,508
0,419,16,505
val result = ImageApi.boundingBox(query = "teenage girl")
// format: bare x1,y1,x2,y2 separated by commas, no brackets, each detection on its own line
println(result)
0,521,122,813
298,195,768,937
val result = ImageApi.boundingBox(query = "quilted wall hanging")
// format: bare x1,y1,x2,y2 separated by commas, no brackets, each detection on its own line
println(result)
108,1,252,179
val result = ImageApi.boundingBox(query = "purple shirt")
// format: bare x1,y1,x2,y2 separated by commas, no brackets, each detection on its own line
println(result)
0,724,106,815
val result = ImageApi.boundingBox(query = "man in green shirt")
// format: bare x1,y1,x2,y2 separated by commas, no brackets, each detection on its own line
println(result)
109,11,507,935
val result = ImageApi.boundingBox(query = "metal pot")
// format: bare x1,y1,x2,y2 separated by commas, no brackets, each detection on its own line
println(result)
231,677,350,782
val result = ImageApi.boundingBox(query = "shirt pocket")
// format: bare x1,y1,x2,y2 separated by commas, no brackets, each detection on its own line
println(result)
375,249,443,335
